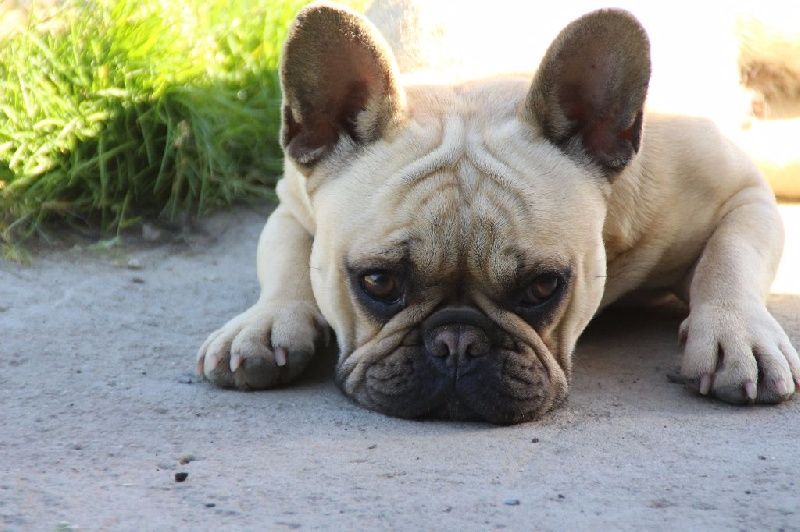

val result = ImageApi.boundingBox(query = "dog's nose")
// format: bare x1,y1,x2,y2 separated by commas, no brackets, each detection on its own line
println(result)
427,325,489,359
422,306,491,361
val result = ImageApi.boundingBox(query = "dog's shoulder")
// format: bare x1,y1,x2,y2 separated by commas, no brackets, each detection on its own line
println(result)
601,112,774,303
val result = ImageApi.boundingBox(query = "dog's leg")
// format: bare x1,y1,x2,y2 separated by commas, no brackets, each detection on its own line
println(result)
196,205,327,390
680,185,800,403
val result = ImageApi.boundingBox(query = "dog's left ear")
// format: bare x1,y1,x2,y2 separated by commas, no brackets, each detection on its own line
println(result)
526,9,651,177
280,3,404,168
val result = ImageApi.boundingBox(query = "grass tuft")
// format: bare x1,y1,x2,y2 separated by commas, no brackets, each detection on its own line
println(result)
0,0,326,243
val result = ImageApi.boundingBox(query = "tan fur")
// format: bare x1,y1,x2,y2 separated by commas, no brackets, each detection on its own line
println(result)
197,4,800,422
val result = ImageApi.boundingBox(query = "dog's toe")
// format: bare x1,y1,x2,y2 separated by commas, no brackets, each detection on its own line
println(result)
233,355,278,390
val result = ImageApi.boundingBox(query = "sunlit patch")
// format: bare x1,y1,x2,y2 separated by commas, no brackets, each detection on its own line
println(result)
771,204,800,295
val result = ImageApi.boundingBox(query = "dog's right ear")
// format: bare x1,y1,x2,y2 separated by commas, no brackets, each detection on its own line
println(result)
280,3,405,168
525,9,651,178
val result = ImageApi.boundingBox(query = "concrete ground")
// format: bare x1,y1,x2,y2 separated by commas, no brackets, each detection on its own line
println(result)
2,205,799,531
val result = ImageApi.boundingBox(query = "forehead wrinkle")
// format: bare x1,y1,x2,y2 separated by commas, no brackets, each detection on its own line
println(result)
388,114,465,188
461,141,531,262
385,150,531,292
471,173,526,237
466,210,520,291
373,105,543,290
458,158,527,267
417,181,461,274
466,129,532,211
443,160,524,292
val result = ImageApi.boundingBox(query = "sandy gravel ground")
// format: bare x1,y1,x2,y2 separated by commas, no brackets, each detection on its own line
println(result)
2,205,799,531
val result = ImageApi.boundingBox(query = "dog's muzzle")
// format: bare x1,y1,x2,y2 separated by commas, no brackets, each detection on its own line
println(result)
352,304,555,424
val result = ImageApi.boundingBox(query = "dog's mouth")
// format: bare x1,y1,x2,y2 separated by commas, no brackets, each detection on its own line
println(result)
338,331,565,425
335,303,569,424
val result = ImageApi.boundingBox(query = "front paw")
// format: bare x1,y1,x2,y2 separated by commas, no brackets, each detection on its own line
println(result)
679,305,800,404
196,301,329,390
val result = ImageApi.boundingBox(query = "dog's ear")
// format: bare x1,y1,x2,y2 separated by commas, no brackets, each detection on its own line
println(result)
526,9,650,177
280,3,404,168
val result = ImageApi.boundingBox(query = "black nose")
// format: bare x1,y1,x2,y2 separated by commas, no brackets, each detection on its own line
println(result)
422,306,491,362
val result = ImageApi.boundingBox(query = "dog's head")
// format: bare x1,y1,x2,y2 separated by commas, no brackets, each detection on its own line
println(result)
279,3,650,423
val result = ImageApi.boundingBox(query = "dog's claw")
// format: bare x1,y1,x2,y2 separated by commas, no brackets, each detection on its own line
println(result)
274,347,288,367
699,374,711,395
230,353,243,372
205,352,220,373
774,378,789,397
744,381,757,401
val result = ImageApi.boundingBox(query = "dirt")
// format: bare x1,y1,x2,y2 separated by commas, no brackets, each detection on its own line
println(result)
1,204,799,530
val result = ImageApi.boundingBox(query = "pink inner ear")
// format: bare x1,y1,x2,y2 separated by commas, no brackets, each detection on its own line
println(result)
320,40,389,135
619,122,636,142
284,39,392,164
581,110,643,171
284,104,339,164
554,52,644,170
585,121,617,160
332,79,372,140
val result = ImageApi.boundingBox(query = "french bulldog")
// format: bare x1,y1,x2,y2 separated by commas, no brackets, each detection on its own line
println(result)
196,3,799,424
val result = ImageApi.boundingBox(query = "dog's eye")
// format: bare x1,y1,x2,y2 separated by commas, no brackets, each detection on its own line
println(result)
520,273,560,307
360,271,402,303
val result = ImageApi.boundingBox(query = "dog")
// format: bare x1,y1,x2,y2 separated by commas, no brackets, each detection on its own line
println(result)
196,3,799,424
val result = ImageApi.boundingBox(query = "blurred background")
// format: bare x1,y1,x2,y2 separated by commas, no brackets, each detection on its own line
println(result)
1,0,798,256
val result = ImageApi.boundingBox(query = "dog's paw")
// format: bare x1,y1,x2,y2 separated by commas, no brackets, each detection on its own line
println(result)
679,305,800,404
196,302,329,390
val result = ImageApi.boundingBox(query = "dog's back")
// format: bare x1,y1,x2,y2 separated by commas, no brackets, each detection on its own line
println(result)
367,0,800,199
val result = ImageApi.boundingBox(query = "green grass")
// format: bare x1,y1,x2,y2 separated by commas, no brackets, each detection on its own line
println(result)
0,0,344,245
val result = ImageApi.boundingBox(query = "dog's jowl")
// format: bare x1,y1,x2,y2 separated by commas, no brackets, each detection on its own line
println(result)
197,4,799,424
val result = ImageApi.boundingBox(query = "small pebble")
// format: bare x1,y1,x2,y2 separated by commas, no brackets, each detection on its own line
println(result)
205,503,216,508
758,455,767,461
175,472,188,482
178,454,195,465
177,374,196,384
131,277,145,284
126,258,143,270
503,499,520,506
531,438,539,443
557,494,565,500
142,223,162,242
367,444,377,450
